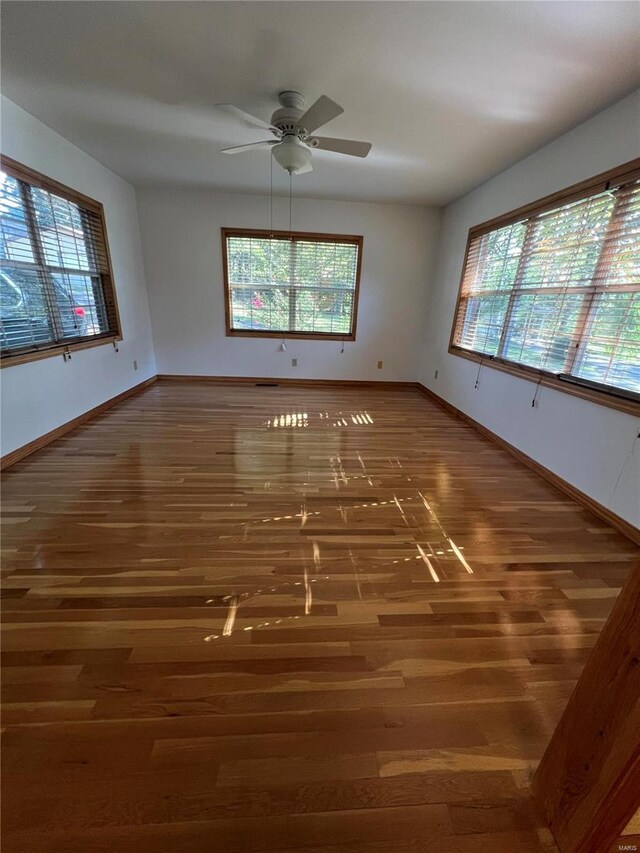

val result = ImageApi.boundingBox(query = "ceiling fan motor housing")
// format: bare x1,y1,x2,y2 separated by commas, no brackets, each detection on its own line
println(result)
271,90,307,135
278,91,306,110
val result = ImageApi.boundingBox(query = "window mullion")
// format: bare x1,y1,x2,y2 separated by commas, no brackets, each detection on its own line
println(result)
19,182,65,344
496,220,536,357
563,190,625,376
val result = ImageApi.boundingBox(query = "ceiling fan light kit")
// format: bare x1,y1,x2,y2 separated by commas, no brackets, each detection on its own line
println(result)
218,90,372,176
272,136,313,175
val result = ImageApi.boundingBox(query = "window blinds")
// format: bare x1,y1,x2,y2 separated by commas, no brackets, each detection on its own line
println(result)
224,231,361,338
452,178,640,396
0,163,118,358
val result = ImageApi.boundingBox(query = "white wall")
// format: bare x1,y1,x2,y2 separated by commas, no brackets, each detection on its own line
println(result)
137,189,440,382
0,97,156,456
418,90,640,529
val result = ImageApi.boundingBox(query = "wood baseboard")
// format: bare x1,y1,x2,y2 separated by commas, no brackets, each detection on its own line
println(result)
0,376,158,471
156,374,417,389
416,382,640,546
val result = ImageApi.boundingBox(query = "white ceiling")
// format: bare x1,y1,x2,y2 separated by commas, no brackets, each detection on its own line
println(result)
2,1,639,205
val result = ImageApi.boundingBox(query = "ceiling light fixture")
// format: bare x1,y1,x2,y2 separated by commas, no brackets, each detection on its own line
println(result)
271,135,313,176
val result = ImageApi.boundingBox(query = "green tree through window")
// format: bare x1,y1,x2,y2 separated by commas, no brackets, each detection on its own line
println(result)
223,230,362,339
452,176,640,397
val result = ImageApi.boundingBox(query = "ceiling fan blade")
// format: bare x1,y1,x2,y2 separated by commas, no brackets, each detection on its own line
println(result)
221,141,278,154
297,96,344,133
216,104,275,132
313,137,372,158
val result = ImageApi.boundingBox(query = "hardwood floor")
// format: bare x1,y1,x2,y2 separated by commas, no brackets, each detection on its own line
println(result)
1,381,638,853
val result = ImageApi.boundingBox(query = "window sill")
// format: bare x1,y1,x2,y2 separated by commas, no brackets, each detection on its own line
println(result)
226,329,356,342
448,345,640,416
1,335,121,369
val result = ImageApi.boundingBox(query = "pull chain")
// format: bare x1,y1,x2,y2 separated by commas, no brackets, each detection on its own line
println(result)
269,153,274,296
474,359,483,389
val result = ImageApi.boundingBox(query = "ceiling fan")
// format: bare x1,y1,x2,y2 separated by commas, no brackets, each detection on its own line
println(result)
217,91,372,176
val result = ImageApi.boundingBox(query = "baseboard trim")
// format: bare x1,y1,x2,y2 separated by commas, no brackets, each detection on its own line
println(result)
415,382,640,546
0,376,158,471
156,374,417,389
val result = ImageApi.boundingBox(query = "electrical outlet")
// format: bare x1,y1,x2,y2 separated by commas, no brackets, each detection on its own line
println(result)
133,360,138,371
434,369,438,379
291,358,298,367
377,360,383,370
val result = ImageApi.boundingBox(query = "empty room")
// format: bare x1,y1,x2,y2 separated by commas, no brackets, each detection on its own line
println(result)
1,2,639,851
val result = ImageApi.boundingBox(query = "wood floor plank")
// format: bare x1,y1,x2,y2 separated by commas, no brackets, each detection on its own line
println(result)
2,381,637,851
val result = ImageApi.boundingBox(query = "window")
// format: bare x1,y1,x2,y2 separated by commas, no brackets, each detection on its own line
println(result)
222,229,362,339
0,156,120,363
450,161,640,407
